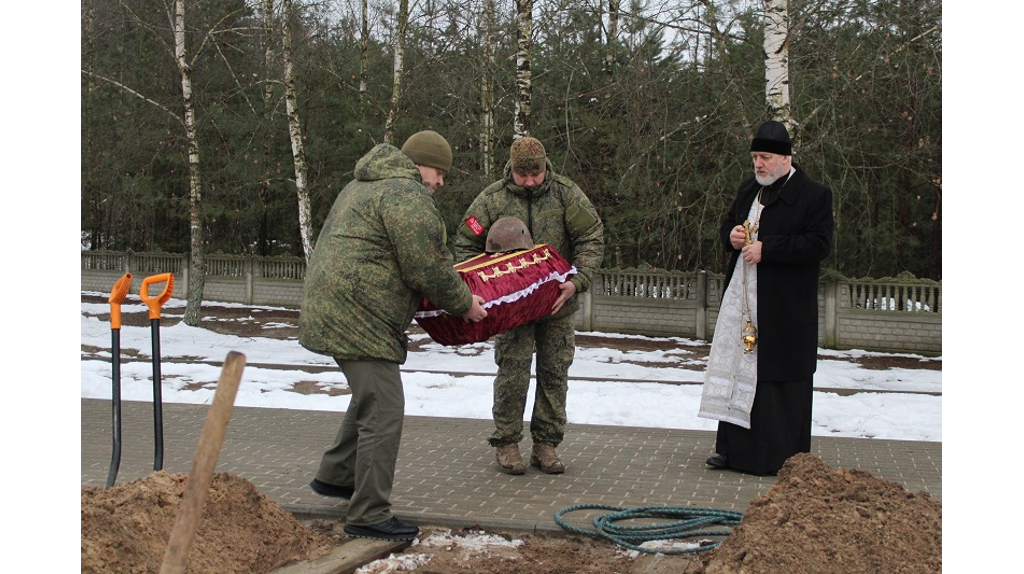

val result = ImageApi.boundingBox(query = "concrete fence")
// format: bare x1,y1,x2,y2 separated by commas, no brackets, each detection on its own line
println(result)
82,251,942,356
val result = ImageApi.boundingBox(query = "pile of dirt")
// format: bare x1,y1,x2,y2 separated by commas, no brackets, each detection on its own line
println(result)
79,456,940,573
346,453,941,573
80,471,336,573
704,453,942,573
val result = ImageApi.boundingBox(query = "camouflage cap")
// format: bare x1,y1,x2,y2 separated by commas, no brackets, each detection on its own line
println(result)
509,136,546,175
402,130,453,172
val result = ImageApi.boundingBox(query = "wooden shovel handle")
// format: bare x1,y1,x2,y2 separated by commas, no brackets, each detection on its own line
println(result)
159,351,246,574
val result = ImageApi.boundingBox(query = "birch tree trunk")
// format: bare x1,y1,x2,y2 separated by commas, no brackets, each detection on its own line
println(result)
604,0,619,75
513,0,533,138
763,0,792,125
282,0,314,260
383,0,409,145
258,0,275,257
480,0,497,176
175,0,206,327
359,0,369,111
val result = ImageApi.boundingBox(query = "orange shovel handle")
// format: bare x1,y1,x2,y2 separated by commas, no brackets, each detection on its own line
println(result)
140,273,175,320
108,273,134,330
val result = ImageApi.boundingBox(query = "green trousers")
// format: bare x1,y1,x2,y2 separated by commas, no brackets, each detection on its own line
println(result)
489,314,575,447
316,359,404,526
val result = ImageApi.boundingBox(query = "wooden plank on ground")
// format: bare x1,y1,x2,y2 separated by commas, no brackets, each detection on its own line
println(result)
272,538,410,574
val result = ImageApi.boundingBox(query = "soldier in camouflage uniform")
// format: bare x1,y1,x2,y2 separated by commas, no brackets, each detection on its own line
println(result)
300,130,487,541
455,136,604,475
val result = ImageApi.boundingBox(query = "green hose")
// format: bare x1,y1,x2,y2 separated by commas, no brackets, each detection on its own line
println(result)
554,503,743,555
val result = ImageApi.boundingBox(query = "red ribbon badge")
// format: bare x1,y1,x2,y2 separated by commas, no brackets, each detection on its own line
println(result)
466,216,485,236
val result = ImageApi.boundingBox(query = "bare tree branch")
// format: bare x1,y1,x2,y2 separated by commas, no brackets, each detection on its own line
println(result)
80,69,184,125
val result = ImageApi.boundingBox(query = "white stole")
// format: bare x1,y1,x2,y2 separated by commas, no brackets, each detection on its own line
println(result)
697,199,760,429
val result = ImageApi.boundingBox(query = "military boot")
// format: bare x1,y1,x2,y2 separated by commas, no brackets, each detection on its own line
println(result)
495,443,527,475
530,443,565,474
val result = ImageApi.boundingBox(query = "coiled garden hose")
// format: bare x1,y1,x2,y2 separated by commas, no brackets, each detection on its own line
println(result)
554,503,743,555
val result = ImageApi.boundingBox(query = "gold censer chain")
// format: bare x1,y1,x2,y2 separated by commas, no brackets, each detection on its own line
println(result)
739,190,764,354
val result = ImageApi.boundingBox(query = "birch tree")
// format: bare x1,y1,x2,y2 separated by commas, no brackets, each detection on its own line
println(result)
763,0,791,126
604,0,619,75
513,0,533,137
81,0,216,324
359,0,369,110
173,0,208,327
480,0,498,176
383,0,410,145
259,0,276,256
282,0,314,260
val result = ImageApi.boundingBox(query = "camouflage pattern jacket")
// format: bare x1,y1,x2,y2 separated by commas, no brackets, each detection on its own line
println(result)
454,160,604,319
299,144,473,363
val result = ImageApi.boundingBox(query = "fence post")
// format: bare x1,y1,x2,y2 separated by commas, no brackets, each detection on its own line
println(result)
580,287,593,332
824,278,838,349
245,257,255,305
125,253,136,295
696,270,707,341
181,253,190,300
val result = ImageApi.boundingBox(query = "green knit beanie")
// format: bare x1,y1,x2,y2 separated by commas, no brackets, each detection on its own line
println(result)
401,130,453,173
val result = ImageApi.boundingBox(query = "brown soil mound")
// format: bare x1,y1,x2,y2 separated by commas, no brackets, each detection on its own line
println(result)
704,452,942,573
80,471,335,573
80,455,940,573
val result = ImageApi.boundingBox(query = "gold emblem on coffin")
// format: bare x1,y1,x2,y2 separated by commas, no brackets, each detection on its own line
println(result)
475,249,553,282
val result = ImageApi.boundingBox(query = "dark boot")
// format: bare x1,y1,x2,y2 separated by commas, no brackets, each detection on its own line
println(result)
343,516,419,541
309,478,354,499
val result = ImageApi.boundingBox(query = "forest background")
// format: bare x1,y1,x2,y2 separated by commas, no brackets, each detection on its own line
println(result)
80,0,941,284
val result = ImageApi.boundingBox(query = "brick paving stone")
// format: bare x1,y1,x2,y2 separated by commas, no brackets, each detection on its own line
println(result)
81,398,941,533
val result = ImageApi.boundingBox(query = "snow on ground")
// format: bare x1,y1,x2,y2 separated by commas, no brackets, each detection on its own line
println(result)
80,295,941,442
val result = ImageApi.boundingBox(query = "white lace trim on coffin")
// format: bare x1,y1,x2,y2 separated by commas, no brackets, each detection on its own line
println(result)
414,267,578,319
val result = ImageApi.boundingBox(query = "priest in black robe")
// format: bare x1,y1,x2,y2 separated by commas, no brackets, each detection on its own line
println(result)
698,120,834,476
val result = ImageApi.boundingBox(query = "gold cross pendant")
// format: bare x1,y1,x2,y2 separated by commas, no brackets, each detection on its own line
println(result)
742,220,758,245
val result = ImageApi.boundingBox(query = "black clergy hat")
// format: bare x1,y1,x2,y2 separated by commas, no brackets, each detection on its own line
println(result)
750,121,792,156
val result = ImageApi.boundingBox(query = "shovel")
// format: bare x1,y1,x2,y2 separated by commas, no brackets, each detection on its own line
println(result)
105,273,133,488
159,351,246,574
140,273,175,471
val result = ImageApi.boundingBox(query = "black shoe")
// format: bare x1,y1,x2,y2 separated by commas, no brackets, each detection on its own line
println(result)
344,516,420,541
705,454,729,469
309,478,354,500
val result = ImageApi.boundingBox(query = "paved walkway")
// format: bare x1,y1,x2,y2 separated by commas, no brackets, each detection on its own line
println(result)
81,398,941,533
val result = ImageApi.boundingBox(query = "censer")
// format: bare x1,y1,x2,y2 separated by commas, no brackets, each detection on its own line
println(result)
742,318,757,354
740,217,759,354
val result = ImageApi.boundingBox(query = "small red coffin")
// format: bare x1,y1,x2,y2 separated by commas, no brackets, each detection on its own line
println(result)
415,244,576,345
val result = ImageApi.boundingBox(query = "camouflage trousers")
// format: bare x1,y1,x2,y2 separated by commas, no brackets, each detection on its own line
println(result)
316,359,404,526
488,314,576,448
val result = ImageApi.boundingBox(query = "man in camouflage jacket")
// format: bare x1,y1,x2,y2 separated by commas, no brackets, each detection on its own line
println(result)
455,136,604,475
300,131,486,541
